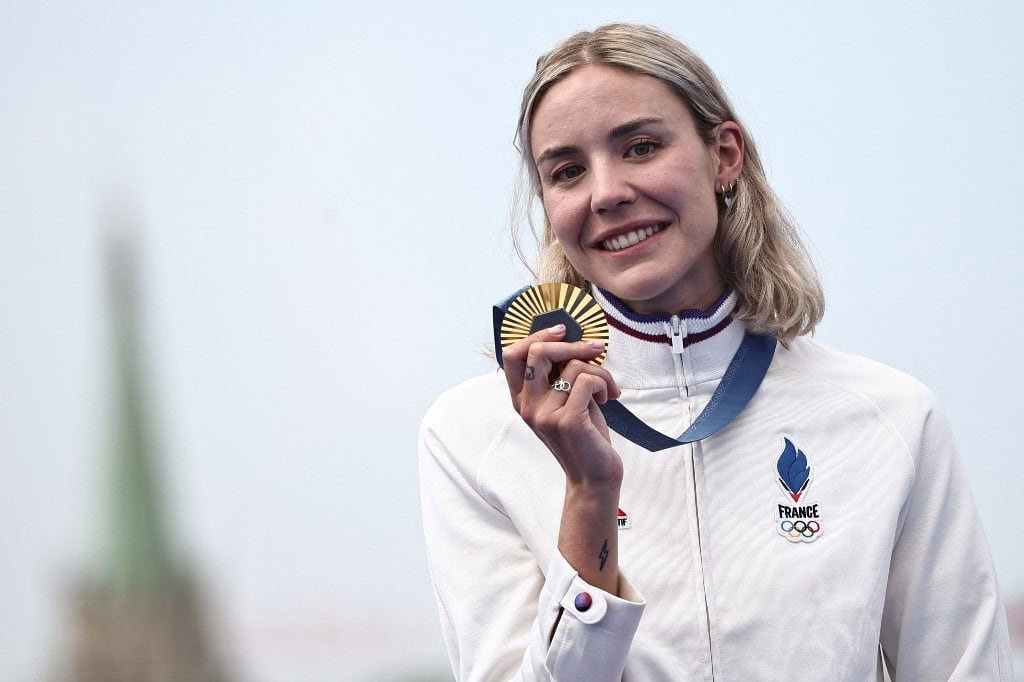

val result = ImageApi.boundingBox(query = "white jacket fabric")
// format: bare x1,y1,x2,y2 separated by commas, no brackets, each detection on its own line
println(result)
419,288,1013,681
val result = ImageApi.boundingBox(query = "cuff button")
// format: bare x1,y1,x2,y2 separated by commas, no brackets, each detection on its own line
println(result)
573,592,593,612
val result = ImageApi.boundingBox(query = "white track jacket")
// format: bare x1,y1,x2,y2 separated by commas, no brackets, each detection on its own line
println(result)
419,288,1013,681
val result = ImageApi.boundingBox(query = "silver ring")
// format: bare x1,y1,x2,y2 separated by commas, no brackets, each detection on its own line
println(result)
551,378,571,392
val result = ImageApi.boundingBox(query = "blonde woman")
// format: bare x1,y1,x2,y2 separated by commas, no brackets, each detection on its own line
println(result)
419,23,1012,681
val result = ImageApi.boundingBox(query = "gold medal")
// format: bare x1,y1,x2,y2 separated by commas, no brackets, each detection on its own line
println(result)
499,283,609,365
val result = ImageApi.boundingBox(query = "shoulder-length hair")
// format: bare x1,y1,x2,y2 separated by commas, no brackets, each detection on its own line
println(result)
513,23,824,342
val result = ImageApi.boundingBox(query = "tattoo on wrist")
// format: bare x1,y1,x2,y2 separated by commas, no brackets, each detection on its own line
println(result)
598,539,609,571
525,366,535,381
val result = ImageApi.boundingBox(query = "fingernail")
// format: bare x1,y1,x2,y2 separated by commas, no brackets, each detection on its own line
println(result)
587,341,605,349
548,324,565,333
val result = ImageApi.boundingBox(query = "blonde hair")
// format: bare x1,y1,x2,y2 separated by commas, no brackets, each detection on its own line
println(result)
513,23,824,341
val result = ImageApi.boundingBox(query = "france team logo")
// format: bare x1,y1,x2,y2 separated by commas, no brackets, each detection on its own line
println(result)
775,437,823,543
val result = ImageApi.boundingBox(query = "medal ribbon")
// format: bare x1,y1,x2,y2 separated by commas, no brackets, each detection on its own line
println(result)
493,288,776,452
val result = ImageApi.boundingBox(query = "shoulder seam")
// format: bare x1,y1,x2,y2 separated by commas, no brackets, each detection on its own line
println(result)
772,364,918,481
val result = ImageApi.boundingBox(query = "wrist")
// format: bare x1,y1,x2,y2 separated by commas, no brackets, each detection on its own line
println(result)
559,484,620,595
563,480,621,520
564,477,621,504
563,458,623,494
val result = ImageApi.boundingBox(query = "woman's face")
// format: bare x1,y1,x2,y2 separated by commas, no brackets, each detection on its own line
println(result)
529,65,739,314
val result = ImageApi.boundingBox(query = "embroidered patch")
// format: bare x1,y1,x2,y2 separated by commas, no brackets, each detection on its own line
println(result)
774,437,822,543
617,508,631,530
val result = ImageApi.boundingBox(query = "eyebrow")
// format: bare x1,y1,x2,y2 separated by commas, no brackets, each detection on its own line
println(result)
534,117,666,167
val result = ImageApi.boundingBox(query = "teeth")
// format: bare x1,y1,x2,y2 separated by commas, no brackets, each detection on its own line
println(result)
602,224,664,251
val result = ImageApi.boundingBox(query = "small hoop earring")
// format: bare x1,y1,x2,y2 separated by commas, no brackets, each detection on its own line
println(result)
720,179,737,210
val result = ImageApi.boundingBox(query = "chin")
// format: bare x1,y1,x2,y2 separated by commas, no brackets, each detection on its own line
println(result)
594,266,720,314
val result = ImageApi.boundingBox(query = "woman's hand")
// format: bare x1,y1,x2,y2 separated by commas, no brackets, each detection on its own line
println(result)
502,323,624,594
501,323,623,489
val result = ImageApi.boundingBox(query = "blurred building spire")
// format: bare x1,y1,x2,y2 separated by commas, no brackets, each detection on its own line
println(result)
59,195,228,682
101,209,175,598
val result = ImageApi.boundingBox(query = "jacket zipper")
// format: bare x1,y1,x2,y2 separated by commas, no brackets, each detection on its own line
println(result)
667,314,716,679
669,314,686,354
667,315,688,391
690,446,715,679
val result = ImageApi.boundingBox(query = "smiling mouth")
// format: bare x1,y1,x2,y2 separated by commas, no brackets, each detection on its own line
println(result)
600,223,666,252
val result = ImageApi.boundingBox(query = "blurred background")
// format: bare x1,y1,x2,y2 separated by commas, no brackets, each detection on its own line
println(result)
1,1,1022,680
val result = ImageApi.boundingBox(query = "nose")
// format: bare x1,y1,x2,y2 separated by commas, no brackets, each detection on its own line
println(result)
589,161,636,214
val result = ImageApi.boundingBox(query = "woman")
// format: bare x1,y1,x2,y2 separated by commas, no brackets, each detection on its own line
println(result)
419,23,1012,681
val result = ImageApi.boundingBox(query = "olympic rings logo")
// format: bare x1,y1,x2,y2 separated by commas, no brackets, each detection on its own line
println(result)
779,519,821,539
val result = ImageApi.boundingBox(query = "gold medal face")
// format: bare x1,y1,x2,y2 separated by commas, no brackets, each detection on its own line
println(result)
499,283,609,365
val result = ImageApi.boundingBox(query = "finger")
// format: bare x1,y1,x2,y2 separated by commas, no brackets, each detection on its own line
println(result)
524,340,607,402
562,372,611,416
502,323,567,401
522,340,574,408
533,373,610,449
538,360,614,426
504,328,606,396
526,338,606,367
557,356,620,403
525,341,612,411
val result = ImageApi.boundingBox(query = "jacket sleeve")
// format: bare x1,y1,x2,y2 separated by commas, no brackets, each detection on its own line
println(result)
419,397,645,682
879,397,1014,680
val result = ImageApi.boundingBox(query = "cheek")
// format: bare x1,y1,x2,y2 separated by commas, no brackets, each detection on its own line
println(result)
542,193,586,247
657,168,718,225
650,161,701,198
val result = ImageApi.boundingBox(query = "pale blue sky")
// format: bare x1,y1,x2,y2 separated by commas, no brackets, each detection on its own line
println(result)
2,2,1022,679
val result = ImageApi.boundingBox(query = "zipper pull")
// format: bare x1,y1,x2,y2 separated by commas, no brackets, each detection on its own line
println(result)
668,314,687,354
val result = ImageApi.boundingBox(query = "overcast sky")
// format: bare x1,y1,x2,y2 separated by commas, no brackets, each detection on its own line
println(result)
2,1,1022,679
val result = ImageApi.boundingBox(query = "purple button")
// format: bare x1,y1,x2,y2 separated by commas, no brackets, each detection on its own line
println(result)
574,592,593,612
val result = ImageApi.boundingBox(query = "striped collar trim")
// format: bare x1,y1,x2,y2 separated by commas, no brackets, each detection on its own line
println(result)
592,286,739,347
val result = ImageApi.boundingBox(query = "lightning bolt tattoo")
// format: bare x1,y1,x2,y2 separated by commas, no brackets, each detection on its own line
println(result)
598,539,609,571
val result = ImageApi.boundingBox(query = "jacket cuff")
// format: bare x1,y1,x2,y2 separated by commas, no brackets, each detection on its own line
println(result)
538,549,645,679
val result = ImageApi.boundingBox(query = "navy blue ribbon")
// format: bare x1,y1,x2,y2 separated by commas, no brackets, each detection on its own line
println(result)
493,289,776,452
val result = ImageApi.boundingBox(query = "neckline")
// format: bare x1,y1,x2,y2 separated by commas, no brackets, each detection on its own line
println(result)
589,285,744,391
594,286,735,322
592,286,739,347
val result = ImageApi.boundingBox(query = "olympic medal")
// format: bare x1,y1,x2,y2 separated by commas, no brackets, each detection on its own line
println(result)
499,283,609,365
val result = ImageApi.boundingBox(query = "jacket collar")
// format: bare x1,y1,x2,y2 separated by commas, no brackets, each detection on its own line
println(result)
592,286,745,391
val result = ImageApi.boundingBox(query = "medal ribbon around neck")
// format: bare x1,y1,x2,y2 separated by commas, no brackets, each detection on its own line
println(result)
493,284,777,452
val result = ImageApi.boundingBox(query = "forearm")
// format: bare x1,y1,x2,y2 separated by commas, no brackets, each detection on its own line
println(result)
558,481,620,596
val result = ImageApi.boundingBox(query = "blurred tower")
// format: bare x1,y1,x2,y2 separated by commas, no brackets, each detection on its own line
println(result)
61,202,227,682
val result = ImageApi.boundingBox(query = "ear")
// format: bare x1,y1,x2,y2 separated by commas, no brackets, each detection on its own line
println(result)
713,121,744,186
